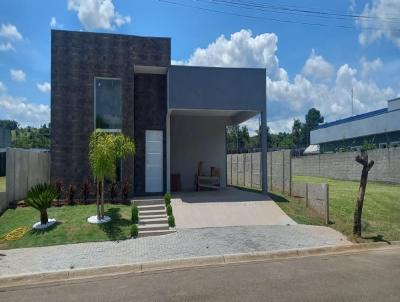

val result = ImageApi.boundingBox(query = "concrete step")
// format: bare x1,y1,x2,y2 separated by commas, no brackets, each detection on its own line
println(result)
137,204,165,211
138,223,169,231
133,199,165,206
139,213,167,220
139,209,166,216
139,229,175,238
139,217,168,225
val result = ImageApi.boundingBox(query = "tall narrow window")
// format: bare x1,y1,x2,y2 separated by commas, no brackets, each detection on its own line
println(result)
95,78,122,131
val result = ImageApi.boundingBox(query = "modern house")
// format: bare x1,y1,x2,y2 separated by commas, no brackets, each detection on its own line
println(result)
51,30,267,196
310,97,400,153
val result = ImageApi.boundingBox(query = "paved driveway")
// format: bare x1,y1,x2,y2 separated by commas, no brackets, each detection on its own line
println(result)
172,187,296,228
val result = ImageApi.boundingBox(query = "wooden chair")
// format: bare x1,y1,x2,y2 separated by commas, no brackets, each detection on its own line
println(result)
196,161,221,191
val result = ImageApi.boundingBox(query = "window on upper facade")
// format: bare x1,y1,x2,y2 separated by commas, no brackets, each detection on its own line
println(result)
95,78,122,131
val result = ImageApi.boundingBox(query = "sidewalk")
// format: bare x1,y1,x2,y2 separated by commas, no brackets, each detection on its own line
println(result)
0,225,349,277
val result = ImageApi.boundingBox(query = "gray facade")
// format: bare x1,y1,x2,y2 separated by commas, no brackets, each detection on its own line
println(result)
51,30,170,196
51,30,267,196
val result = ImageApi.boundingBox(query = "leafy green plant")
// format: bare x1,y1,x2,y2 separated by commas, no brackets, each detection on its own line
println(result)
362,139,375,152
81,181,90,204
55,181,63,206
164,192,171,206
109,182,118,202
88,130,135,220
166,204,173,216
130,224,138,238
131,205,139,224
168,215,175,228
25,183,58,225
122,181,130,202
68,184,76,205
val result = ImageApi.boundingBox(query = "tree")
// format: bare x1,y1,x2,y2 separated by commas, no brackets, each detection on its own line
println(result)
88,130,135,220
304,108,324,145
26,183,58,225
292,119,304,148
353,151,374,237
0,120,19,130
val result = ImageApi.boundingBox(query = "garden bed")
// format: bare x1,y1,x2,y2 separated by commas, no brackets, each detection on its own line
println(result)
0,203,133,249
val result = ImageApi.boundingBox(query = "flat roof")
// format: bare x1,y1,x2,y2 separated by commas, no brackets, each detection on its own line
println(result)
314,108,387,130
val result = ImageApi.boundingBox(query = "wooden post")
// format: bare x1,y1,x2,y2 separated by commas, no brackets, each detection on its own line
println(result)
353,151,374,237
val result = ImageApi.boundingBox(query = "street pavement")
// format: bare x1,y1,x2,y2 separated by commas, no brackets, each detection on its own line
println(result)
1,246,399,302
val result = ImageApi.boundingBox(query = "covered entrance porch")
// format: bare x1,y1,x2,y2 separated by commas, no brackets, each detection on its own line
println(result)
166,65,268,194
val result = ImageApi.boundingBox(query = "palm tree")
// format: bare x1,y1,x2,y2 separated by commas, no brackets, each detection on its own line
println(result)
26,183,58,225
88,130,135,220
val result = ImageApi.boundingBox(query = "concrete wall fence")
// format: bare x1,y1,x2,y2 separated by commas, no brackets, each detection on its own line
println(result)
292,147,400,183
227,150,329,223
0,148,50,214
291,182,329,224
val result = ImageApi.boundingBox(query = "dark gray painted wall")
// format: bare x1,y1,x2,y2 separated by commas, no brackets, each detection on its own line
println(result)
51,30,170,195
168,65,266,111
134,74,167,195
0,127,11,149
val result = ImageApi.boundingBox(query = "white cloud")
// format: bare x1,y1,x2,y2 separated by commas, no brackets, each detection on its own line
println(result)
268,118,297,134
50,17,57,28
357,0,400,47
360,57,383,78
173,29,286,81
174,29,398,133
302,49,334,79
0,42,14,51
37,82,51,93
0,91,49,127
0,81,6,93
0,23,22,40
67,0,131,30
10,69,26,82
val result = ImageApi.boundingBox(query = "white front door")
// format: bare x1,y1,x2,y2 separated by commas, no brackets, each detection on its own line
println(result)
145,130,163,193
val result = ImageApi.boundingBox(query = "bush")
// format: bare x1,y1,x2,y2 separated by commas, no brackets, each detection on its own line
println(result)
81,181,90,203
26,183,58,225
131,224,138,238
55,181,63,206
168,215,175,228
109,182,118,202
131,205,139,224
68,185,76,206
166,204,173,216
122,181,130,202
164,192,172,206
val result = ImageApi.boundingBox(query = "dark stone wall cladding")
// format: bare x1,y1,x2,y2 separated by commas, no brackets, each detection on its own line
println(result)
51,30,170,197
134,74,167,195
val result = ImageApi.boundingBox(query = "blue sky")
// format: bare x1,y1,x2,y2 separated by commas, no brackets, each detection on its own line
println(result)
0,0,399,133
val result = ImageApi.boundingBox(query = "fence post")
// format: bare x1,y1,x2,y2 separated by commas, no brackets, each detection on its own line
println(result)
243,153,246,187
250,153,253,189
325,183,329,224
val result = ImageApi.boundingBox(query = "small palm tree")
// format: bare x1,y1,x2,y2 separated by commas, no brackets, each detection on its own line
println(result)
89,130,135,220
26,183,58,225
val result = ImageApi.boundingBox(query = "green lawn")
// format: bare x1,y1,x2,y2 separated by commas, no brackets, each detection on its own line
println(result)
293,176,400,242
0,204,132,249
0,176,5,192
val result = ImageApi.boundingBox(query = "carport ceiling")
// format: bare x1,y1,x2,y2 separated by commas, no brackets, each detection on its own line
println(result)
170,109,259,124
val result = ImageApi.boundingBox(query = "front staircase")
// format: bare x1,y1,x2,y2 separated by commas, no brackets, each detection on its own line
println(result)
133,199,175,237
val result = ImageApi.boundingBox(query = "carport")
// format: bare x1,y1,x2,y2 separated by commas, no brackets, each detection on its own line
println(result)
166,65,268,193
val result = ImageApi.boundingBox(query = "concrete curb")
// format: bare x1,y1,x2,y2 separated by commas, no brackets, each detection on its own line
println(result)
1,241,399,289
